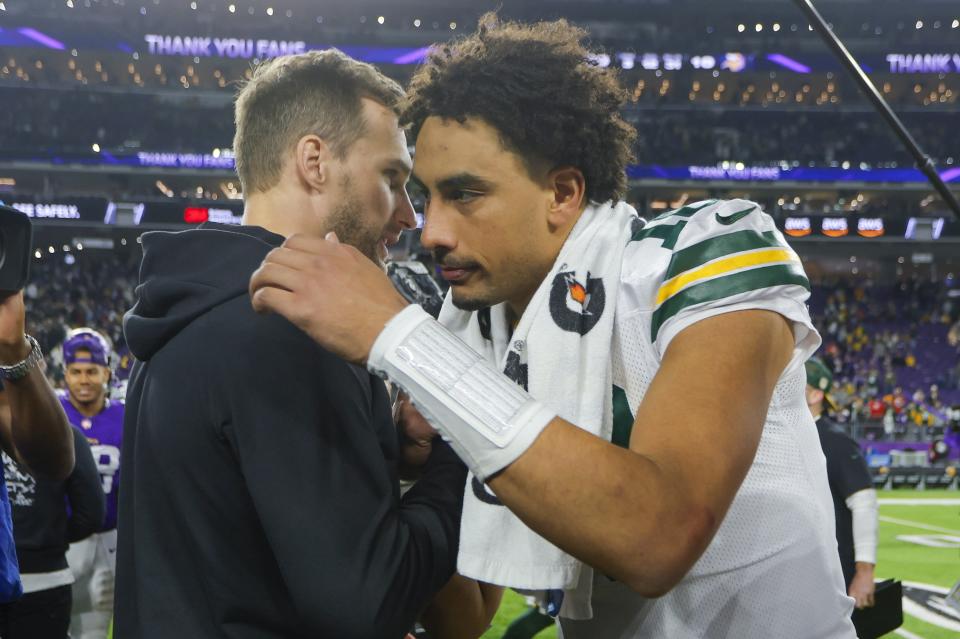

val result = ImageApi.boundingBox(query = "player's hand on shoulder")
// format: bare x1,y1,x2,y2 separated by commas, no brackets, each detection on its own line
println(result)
249,233,408,364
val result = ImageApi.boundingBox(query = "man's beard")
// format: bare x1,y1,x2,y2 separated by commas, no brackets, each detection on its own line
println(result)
325,176,385,267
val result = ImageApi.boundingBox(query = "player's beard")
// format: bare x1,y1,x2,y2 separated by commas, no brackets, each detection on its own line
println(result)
325,175,386,268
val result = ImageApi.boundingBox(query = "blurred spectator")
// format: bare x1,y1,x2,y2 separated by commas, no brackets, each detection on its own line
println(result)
0,426,103,639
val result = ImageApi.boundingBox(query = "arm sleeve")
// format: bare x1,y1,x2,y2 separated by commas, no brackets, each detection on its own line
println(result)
219,316,466,639
845,488,878,565
65,427,106,542
651,199,820,362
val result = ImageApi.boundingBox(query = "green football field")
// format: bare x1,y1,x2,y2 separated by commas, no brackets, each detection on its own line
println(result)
481,491,960,638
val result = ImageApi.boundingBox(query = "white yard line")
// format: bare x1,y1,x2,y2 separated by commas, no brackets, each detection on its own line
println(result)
894,628,926,639
879,498,960,506
903,597,960,632
879,516,960,535
900,582,960,634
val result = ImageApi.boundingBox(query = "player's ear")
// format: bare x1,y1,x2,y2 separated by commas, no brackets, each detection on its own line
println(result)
546,166,586,230
295,134,333,193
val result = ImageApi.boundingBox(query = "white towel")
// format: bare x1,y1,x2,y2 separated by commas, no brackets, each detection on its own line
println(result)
438,201,639,619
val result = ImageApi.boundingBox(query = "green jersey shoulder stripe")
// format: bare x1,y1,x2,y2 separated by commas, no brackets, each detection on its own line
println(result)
651,263,811,342
612,385,634,449
630,220,688,250
651,199,718,222
666,230,785,281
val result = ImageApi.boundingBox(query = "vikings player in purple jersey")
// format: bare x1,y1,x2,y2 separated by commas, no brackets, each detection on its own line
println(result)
59,329,123,639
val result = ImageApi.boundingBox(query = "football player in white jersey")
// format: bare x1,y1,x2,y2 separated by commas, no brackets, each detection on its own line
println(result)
249,15,856,638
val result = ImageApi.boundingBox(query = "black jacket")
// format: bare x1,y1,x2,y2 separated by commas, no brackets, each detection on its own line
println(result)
815,416,872,587
116,224,466,639
4,427,104,575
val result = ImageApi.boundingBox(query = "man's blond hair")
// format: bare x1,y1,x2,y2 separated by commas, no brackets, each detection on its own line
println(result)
233,49,404,194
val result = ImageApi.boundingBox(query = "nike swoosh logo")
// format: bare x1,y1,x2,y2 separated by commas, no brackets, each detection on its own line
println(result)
715,206,756,225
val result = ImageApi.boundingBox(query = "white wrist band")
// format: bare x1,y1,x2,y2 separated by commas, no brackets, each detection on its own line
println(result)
368,305,555,480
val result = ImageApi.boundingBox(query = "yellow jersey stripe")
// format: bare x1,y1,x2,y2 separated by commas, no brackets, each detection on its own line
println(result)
656,248,799,306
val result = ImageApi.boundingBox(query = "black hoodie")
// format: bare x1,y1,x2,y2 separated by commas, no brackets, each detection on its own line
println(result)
116,223,467,639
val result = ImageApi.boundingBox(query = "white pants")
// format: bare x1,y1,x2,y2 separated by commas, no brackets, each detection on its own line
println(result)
66,529,116,639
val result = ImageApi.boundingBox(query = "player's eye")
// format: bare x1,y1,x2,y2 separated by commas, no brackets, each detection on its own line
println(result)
449,189,482,203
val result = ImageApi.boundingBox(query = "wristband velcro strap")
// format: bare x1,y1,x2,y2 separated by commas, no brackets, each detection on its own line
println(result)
368,305,554,480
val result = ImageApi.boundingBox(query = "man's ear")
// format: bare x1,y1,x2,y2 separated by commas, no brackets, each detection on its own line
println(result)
295,134,334,193
546,166,586,230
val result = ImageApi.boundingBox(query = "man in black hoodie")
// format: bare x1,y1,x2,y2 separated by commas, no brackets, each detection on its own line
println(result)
116,50,467,639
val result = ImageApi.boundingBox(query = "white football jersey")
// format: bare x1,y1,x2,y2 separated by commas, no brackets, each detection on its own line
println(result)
559,199,856,638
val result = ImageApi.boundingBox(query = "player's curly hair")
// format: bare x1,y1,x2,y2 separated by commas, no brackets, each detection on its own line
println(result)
401,13,636,204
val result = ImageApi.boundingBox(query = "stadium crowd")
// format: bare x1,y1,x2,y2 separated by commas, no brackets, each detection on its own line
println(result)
2,87,956,169
25,252,138,386
811,276,960,441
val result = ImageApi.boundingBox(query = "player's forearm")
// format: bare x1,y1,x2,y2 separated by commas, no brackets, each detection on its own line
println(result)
366,307,764,597
419,575,503,639
4,364,74,481
488,420,714,597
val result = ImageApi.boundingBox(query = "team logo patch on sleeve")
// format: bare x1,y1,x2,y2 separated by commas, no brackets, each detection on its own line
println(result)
549,271,605,335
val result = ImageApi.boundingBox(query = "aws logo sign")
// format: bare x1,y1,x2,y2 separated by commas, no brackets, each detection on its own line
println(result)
549,271,605,335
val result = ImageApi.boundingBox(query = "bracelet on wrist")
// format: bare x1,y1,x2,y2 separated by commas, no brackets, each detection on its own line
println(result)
0,335,43,381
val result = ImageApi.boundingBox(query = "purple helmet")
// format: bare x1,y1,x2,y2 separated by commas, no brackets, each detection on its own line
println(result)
63,328,111,367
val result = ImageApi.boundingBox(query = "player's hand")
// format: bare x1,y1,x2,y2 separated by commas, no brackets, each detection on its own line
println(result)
249,233,408,364
848,564,876,609
396,393,438,478
0,291,29,366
